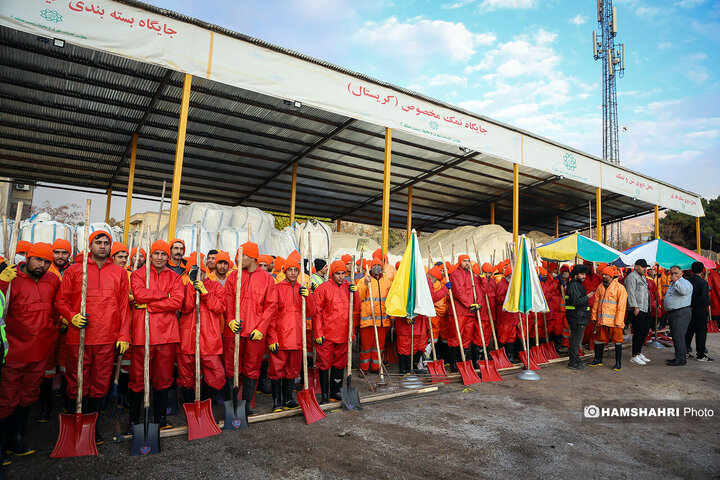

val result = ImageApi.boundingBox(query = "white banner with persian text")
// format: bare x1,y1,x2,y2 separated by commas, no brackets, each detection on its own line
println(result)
522,136,602,187
601,163,660,206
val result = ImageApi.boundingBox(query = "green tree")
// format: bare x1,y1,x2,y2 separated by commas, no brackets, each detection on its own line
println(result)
660,196,720,253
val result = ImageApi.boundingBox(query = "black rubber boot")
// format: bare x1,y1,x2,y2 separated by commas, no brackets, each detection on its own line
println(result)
6,406,34,456
36,377,53,423
124,390,142,436
471,345,481,369
448,347,459,373
241,377,256,417
0,416,11,467
152,388,172,430
412,352,426,374
181,386,195,405
282,379,299,410
397,354,410,374
589,343,604,367
257,362,272,395
271,379,283,413
319,369,330,404
612,344,622,371
506,342,519,364
329,367,343,401
86,397,104,446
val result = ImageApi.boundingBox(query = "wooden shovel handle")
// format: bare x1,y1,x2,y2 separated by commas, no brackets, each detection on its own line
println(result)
76,199,90,414
347,256,355,378
437,242,466,363
143,225,151,409
234,247,243,390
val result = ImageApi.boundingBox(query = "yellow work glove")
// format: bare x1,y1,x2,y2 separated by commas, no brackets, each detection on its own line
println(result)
192,280,208,295
406,317,415,324
134,303,147,309
115,341,130,355
249,329,263,341
349,284,357,293
228,319,242,334
0,264,17,283
470,304,481,312
71,313,89,329
314,336,325,345
268,342,279,353
299,286,309,297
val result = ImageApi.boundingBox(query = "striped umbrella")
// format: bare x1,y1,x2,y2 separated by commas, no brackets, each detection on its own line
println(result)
537,232,630,264
504,235,548,314
386,229,436,319
616,239,716,269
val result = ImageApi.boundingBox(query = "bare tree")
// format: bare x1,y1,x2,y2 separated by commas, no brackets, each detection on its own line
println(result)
29,201,82,225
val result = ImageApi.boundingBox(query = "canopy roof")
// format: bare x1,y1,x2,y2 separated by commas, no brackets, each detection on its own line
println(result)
0,0,705,237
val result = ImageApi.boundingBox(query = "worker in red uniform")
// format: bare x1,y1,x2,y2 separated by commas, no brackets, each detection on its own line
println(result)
708,266,720,329
311,260,359,403
446,255,481,371
168,238,187,275
494,264,521,363
223,242,278,416
111,242,129,268
267,259,312,412
177,254,226,404
55,230,131,445
0,243,60,462
128,247,146,271
541,269,562,349
127,240,184,432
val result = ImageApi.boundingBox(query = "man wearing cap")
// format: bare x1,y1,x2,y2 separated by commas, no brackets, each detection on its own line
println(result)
177,253,227,406
311,259,328,289
686,262,712,362
127,240,184,432
257,255,273,274
665,265,693,366
223,242,278,416
211,251,232,286
111,242,129,268
624,259,653,366
589,266,628,371
356,258,392,374
205,249,218,276
493,264,521,364
55,230,131,445
167,238,187,275
267,259,313,412
312,260,359,403
49,239,72,279
0,243,60,460
565,265,594,370
447,255,483,371
13,241,31,264
128,247,146,271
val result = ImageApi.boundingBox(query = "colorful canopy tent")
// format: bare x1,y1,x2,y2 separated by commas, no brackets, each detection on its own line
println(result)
503,236,548,314
386,229,436,319
615,239,716,270
536,233,630,264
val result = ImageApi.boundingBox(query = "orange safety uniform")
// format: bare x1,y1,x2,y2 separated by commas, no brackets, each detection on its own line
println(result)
591,278,628,345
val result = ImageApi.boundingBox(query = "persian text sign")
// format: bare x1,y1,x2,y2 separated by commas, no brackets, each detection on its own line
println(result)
522,136,602,187
601,164,660,206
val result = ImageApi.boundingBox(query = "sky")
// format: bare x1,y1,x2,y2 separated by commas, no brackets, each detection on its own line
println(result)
35,0,720,223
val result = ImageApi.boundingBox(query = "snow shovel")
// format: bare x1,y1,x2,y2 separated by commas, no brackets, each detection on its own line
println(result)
541,312,560,359
438,242,481,386
306,235,322,392
517,314,540,371
296,230,326,423
131,226,160,455
224,247,248,431
425,246,448,382
51,199,98,458
184,222,222,441
106,354,124,440
340,255,362,410
469,270,502,382
531,313,550,364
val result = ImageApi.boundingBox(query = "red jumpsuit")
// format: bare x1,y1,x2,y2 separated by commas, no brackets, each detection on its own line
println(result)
311,280,360,370
542,277,562,337
223,267,278,379
178,279,226,390
582,272,602,345
494,278,521,344
708,270,720,320
0,266,61,418
447,267,479,348
396,277,450,355
55,259,130,399
267,279,314,379
129,267,184,392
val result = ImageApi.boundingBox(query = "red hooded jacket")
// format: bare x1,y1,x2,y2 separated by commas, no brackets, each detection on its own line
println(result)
179,278,226,355
130,266,184,346
311,279,359,344
223,267,278,339
268,279,316,350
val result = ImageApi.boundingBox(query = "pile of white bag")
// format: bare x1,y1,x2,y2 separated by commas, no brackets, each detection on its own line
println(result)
17,212,75,251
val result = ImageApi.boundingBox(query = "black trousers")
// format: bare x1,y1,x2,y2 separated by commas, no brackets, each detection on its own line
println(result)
568,320,586,365
685,307,708,356
631,310,651,356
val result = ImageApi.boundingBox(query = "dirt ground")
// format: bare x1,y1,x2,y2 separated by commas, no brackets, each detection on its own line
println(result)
8,335,720,480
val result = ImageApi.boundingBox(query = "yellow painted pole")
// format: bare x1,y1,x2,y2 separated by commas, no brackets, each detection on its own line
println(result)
512,163,519,251
289,162,297,224
122,134,138,244
596,187,602,242
555,216,559,238
167,74,192,242
381,127,392,257
336,219,341,232
654,205,659,239
104,189,112,224
490,202,495,225
696,217,701,254
406,186,413,244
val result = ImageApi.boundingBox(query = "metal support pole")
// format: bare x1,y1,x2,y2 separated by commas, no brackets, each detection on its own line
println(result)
167,73,192,241
490,202,495,225
696,217,701,254
122,133,138,244
381,127,392,257
105,189,112,224
406,186,412,244
596,187,602,242
289,162,298,224
513,163,519,251
555,216,559,238
654,205,659,239
336,219,341,232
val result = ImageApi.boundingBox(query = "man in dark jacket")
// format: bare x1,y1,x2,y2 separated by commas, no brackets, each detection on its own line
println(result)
686,262,712,362
565,265,595,370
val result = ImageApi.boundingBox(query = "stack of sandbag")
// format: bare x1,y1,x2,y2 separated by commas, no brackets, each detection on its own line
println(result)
290,219,332,261
0,220,16,257
74,222,115,252
18,213,74,251
160,223,215,255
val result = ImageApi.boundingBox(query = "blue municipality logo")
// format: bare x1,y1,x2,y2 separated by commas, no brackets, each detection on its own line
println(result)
563,152,577,172
429,120,439,131
40,9,63,23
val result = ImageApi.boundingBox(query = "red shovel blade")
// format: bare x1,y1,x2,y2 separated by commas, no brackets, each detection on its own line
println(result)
490,347,514,369
50,412,99,458
456,361,482,385
542,342,560,360
297,388,326,425
427,360,449,383
308,366,321,392
707,320,720,333
531,345,550,364
184,399,221,441
518,350,540,370
478,360,503,382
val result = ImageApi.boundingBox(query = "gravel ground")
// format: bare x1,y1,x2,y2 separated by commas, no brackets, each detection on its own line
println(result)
8,335,720,480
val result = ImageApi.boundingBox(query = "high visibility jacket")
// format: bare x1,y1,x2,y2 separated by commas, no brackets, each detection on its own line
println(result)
130,267,185,346
312,280,359,344
223,267,278,339
591,279,628,328
56,260,131,346
708,270,720,315
268,279,316,350
658,272,671,302
356,275,392,328
179,279,226,355
431,278,449,318
1,265,61,363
